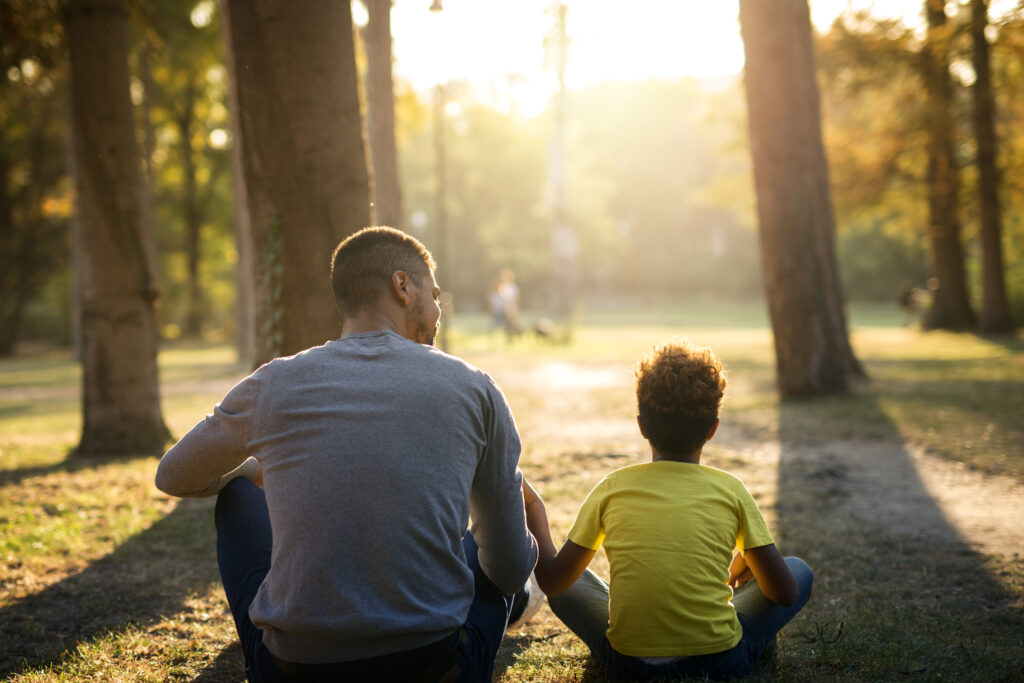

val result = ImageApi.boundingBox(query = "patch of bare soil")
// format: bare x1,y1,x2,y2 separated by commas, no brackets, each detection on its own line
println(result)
786,441,1024,555
492,358,1024,558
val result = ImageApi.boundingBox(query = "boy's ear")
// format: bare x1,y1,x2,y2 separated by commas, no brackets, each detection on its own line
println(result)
706,418,720,443
636,414,648,439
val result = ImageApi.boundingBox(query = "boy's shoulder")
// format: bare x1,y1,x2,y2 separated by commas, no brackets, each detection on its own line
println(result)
605,461,750,492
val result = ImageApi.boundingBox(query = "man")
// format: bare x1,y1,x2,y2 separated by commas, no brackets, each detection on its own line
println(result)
156,227,538,682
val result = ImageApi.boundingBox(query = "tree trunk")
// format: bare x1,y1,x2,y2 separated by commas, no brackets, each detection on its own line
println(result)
218,0,256,367
179,77,204,338
922,0,976,330
0,144,24,356
971,0,1014,334
364,0,402,228
224,0,371,364
65,0,170,456
739,0,862,396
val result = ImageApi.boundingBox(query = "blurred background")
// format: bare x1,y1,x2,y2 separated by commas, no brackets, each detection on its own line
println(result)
3,0,1022,356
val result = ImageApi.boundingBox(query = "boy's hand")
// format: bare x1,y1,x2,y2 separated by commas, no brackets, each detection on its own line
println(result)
728,551,753,589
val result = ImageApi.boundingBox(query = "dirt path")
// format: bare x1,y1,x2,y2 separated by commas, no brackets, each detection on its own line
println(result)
718,431,1024,556
491,358,1023,559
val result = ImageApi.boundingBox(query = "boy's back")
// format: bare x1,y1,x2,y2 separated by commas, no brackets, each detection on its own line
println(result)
568,461,774,657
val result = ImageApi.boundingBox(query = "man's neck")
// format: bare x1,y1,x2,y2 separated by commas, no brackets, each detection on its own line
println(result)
340,310,405,338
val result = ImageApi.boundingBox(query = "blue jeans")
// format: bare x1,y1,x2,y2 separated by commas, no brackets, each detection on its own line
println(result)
547,557,814,681
215,478,528,682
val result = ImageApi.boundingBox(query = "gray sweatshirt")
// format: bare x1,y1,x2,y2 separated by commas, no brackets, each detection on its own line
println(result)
156,330,538,663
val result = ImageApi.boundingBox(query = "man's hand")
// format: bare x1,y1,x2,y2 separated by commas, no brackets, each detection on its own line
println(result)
522,477,540,507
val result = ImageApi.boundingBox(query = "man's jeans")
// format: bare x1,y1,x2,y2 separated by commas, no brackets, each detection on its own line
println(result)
214,478,528,682
547,558,814,681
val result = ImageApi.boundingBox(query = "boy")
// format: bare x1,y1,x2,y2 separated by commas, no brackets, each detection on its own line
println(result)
523,339,813,680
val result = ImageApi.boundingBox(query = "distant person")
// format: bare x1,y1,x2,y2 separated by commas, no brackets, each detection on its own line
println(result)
522,340,814,681
898,282,927,327
156,227,539,682
488,279,506,335
497,269,521,340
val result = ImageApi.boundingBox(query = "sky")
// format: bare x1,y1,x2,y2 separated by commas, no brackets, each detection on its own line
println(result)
351,0,1020,116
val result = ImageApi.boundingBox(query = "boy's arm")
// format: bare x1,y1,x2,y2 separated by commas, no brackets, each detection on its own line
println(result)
522,478,596,596
733,544,798,606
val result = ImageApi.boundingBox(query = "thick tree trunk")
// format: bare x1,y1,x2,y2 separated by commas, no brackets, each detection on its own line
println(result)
218,0,256,367
65,0,170,456
922,0,976,330
971,0,1014,334
739,0,861,396
224,0,371,364
364,0,403,228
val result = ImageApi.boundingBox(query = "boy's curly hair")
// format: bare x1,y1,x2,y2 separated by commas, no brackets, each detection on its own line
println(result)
635,339,727,456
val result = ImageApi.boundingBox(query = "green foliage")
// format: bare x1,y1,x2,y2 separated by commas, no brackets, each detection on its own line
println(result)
135,0,234,340
0,1,69,354
397,78,763,316
837,220,931,301
817,8,1024,320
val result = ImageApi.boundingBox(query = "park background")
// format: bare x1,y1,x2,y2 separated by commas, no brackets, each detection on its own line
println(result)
1,0,1022,681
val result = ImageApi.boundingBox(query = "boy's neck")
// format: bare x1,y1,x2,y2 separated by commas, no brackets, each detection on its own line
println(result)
651,447,702,465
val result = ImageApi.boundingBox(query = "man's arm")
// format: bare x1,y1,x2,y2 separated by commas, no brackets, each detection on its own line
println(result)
522,478,595,596
468,380,539,594
155,375,260,497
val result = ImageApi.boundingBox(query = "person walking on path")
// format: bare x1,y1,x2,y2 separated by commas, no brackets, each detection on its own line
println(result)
156,227,538,682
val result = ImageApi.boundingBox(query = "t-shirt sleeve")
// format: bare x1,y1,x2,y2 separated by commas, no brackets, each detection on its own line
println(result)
567,479,609,551
734,482,774,553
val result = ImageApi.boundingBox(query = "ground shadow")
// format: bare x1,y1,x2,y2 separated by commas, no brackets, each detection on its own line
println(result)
0,498,221,677
192,641,245,682
774,393,1023,679
0,452,154,490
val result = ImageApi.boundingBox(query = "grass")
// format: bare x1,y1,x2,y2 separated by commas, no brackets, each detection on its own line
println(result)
1,301,1022,681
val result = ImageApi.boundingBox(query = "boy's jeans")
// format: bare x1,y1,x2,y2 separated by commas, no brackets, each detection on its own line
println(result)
214,478,528,682
547,557,814,681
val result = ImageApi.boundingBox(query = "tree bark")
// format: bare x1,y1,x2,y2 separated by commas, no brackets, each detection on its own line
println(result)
65,0,170,455
218,0,256,367
922,0,976,330
224,0,371,363
971,0,1014,334
739,0,862,396
364,0,403,228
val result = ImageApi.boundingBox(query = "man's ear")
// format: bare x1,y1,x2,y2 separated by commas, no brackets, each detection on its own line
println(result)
706,417,720,443
391,271,411,306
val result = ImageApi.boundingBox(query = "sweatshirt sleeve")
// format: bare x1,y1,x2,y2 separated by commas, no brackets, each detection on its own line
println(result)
468,376,538,594
154,371,261,497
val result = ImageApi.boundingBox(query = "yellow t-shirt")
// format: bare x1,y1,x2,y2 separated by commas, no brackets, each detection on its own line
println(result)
567,460,775,657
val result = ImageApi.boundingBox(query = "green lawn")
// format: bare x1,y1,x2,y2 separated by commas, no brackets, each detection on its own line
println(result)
1,304,1021,681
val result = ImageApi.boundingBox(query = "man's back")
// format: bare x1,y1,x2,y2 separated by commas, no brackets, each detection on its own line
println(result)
164,329,535,663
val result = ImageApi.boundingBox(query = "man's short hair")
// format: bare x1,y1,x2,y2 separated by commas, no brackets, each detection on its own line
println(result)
635,339,727,456
330,227,436,317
